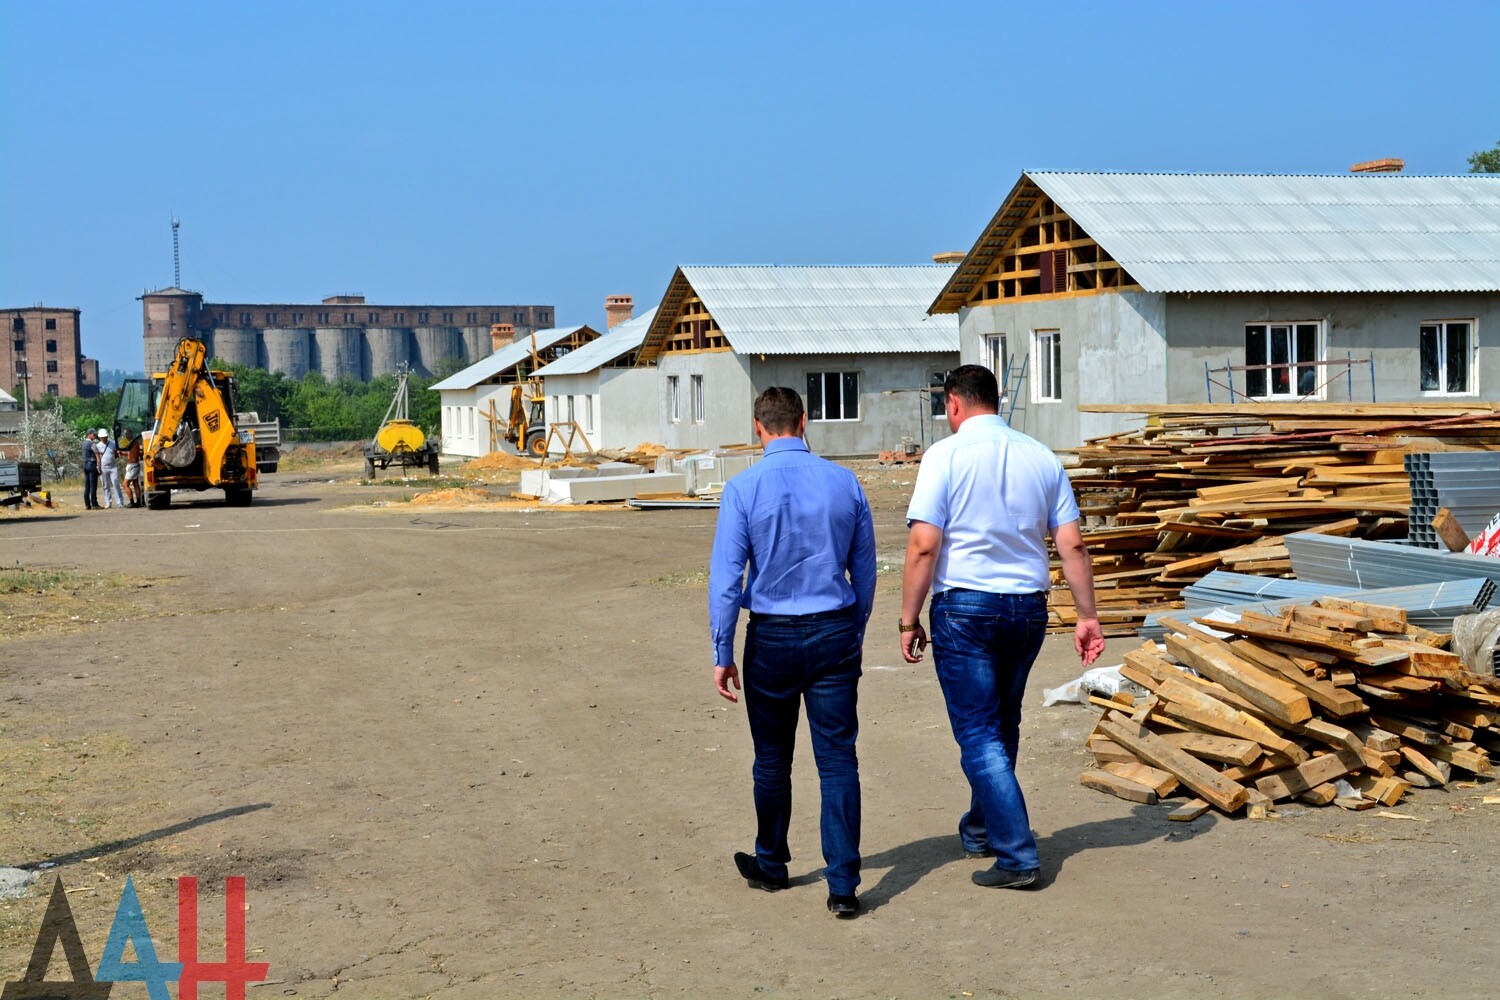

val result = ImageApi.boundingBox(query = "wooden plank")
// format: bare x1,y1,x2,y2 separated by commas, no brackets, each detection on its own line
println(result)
1398,745,1450,786
1422,742,1493,775
1163,630,1313,725
1167,798,1211,822
1253,750,1363,801
1314,598,1406,631
1352,774,1411,806
1228,639,1368,717
1103,761,1179,798
1369,639,1464,678
1290,605,1373,631
1159,731,1261,766
1368,714,1443,745
1298,783,1339,806
1099,714,1250,814
1080,769,1158,804
1293,719,1365,755
1432,507,1472,552
1348,723,1401,752
1154,679,1308,762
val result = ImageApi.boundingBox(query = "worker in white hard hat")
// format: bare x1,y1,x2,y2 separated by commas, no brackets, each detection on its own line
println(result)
95,429,125,509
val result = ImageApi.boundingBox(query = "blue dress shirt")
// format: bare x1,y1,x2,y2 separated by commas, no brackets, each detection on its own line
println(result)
709,437,877,666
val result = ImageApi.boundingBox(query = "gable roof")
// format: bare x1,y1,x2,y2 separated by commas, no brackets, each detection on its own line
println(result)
639,265,959,361
534,307,659,377
430,325,594,390
931,171,1500,311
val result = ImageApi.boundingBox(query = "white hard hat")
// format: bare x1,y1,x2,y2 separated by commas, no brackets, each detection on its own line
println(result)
98,428,109,438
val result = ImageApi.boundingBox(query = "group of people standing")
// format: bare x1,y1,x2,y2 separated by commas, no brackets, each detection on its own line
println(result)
81,427,144,509
710,365,1104,919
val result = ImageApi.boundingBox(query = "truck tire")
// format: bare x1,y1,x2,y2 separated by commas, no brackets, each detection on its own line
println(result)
145,490,170,510
225,486,253,507
364,457,376,479
428,450,440,475
526,433,547,458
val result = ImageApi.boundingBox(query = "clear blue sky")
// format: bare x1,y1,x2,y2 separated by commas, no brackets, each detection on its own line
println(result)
3,0,1496,373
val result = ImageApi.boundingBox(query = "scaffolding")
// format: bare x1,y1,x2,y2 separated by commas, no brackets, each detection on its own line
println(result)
1205,351,1375,403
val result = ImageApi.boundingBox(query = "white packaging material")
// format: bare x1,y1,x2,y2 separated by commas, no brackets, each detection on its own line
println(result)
1041,664,1146,707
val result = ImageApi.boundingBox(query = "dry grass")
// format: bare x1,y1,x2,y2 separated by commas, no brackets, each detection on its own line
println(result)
0,566,166,640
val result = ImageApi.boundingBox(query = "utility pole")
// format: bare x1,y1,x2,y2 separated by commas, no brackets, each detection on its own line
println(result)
15,356,31,461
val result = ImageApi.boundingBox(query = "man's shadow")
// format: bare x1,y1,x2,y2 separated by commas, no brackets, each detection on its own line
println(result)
845,804,1216,912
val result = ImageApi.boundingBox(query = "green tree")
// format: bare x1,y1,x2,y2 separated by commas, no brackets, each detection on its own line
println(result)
32,389,122,437
1469,140,1500,173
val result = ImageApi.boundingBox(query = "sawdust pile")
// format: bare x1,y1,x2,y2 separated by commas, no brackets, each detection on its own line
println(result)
410,487,498,506
460,452,542,472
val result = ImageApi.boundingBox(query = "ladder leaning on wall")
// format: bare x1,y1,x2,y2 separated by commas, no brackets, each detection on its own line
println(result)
1000,353,1028,427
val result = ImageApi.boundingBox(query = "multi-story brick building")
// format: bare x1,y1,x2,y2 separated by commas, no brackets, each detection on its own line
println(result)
140,288,554,380
2,306,99,399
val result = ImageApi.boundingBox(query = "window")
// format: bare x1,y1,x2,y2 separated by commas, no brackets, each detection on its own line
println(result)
368,312,379,323
293,312,303,323
46,384,58,396
514,311,524,324
584,394,595,433
318,312,329,324
344,312,355,324
929,370,948,418
442,312,453,324
265,312,277,324
12,338,23,352
807,371,860,421
1033,330,1062,402
393,312,404,323
418,312,430,324
984,333,1008,379
45,340,57,352
1245,322,1321,398
691,375,705,423
668,376,681,422
566,395,576,424
45,318,57,330
466,312,477,324
45,360,58,373
1420,321,1475,394
239,312,251,325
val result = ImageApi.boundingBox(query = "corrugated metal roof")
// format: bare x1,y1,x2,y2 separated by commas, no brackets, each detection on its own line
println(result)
534,307,659,377
429,325,589,390
639,266,959,360
931,172,1500,310
1032,172,1500,293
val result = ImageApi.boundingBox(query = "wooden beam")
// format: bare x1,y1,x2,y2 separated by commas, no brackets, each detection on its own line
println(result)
1432,508,1472,552
1080,769,1158,804
1163,630,1313,725
1253,750,1363,802
1098,714,1249,814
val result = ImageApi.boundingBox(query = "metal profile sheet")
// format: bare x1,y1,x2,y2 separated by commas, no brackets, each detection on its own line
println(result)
1285,532,1500,588
1142,578,1495,640
1182,570,1356,611
679,265,961,355
1025,172,1500,294
430,326,591,391
534,308,659,377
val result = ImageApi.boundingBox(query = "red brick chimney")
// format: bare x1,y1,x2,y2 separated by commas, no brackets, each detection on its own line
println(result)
605,294,634,329
490,323,515,352
1351,158,1404,174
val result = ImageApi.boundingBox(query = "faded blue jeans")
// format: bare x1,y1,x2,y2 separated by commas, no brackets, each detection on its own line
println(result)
742,606,862,896
930,588,1048,873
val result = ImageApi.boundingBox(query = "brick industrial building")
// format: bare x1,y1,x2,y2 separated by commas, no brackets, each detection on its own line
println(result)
3,306,100,399
141,288,555,380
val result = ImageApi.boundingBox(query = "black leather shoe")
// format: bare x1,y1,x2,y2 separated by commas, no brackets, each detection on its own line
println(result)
733,851,788,892
826,893,860,918
971,866,1039,889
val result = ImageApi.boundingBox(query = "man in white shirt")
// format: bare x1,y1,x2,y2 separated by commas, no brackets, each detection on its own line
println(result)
899,365,1104,889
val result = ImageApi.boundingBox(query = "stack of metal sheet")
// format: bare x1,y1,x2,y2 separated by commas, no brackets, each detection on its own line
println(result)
1405,452,1500,549
1141,577,1496,641
1181,571,1356,611
1285,532,1500,589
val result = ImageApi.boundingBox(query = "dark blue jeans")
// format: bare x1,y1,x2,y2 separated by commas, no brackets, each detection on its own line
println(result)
83,467,99,508
930,588,1048,873
742,607,862,896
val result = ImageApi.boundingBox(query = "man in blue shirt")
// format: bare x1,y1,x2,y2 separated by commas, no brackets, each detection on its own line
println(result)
709,386,876,918
900,365,1104,889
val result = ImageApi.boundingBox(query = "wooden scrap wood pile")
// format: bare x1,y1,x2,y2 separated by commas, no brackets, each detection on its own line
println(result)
1081,598,1500,819
1051,402,1500,636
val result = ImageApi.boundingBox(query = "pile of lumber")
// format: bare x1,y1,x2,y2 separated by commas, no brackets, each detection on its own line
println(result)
1050,403,1500,636
1081,599,1500,819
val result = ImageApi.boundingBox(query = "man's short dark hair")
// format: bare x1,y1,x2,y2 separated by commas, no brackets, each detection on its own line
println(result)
754,386,804,435
944,365,1000,412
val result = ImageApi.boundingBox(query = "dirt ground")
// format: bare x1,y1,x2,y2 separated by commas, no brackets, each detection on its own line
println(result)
3,456,1497,999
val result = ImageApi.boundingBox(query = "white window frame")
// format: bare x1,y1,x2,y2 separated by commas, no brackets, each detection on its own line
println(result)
667,375,681,423
1419,319,1477,396
690,374,705,424
566,395,576,424
929,370,949,420
983,333,1008,379
584,394,595,433
1244,321,1324,400
1032,329,1062,403
806,371,861,422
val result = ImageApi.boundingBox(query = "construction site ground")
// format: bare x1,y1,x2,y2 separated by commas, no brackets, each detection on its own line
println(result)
2,452,1496,999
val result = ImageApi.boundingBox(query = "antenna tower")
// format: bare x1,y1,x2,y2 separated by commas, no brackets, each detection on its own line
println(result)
171,217,181,288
